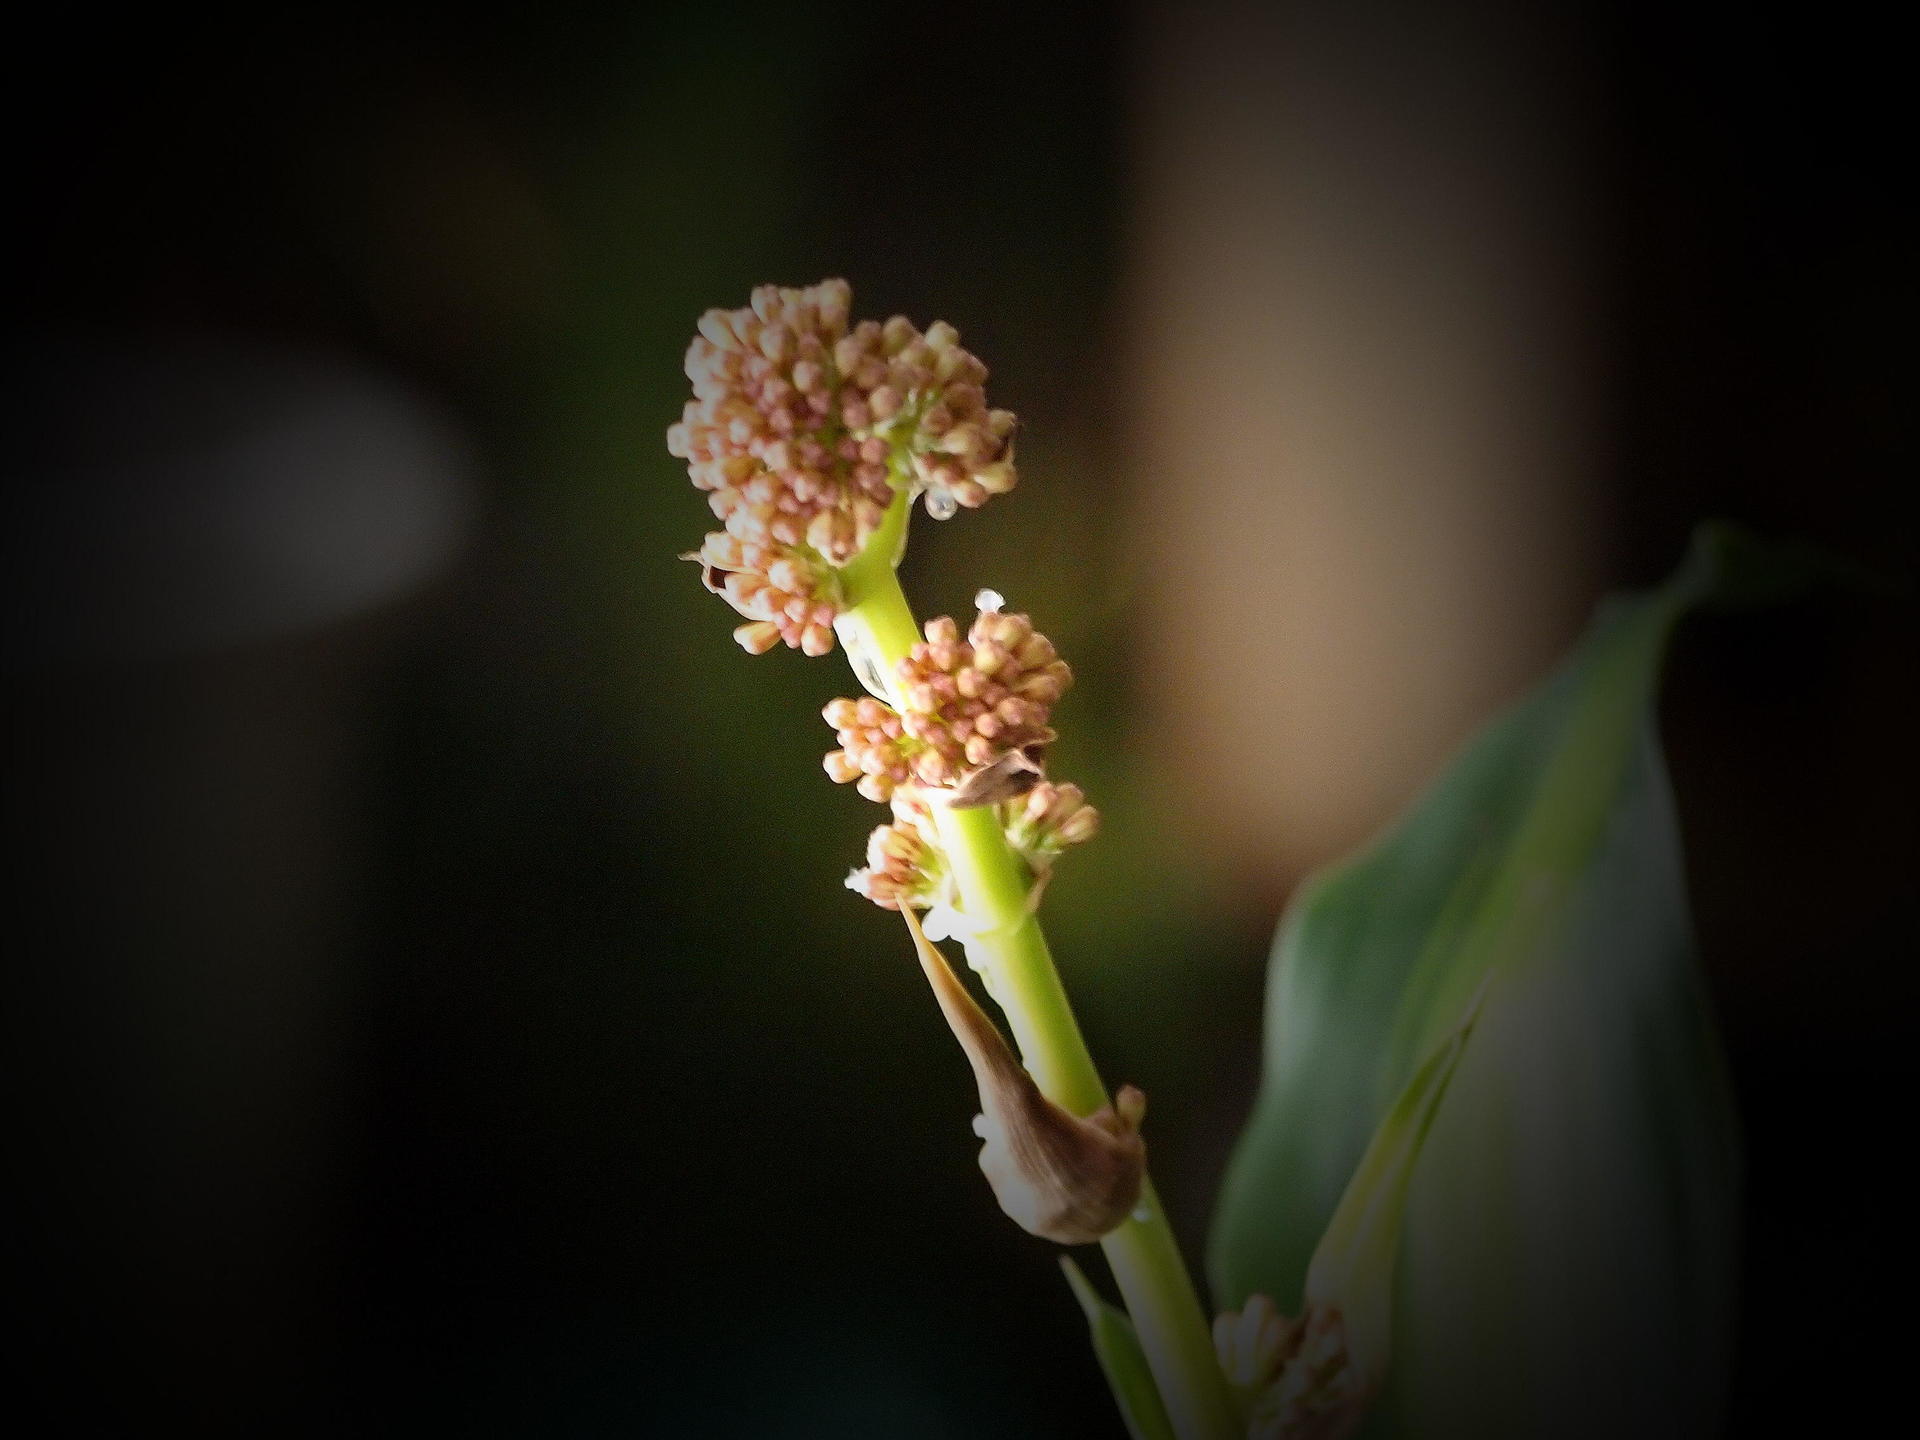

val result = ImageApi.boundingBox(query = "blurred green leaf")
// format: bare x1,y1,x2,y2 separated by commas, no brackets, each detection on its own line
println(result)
1061,1257,1179,1440
1207,524,1814,1438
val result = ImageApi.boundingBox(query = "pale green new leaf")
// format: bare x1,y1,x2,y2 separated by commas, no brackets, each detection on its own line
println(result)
1301,986,1481,1396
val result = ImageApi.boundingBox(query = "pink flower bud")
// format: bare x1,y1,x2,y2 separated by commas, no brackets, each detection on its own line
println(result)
733,621,781,654
975,462,1016,495
881,316,916,353
697,310,738,348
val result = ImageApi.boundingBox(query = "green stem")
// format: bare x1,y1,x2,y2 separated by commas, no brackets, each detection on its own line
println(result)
835,496,1242,1440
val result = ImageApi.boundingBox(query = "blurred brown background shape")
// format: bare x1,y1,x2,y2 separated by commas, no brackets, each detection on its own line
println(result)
1129,2,1605,894
3,2,1911,1437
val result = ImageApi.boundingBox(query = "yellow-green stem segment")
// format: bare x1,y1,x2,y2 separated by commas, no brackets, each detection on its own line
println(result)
833,495,1242,1440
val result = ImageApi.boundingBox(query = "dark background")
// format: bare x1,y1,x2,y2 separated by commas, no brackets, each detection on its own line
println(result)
5,2,1910,1435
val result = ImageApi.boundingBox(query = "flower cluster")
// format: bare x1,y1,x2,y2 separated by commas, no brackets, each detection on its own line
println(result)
1214,1296,1366,1440
693,532,839,657
821,695,915,803
894,608,1070,784
824,598,1095,912
1004,781,1100,869
844,793,943,912
671,279,1018,654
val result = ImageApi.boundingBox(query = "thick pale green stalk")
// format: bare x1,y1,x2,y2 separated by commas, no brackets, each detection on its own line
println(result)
834,499,1241,1440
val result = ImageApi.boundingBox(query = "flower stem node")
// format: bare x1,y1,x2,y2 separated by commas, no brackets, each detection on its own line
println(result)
904,909,1146,1246
822,602,1076,821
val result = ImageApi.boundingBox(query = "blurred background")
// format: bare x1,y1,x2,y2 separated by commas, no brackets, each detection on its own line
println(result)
4,1,1910,1434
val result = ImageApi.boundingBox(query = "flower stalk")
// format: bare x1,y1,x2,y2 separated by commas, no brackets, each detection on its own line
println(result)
835,504,1241,1440
673,281,1238,1440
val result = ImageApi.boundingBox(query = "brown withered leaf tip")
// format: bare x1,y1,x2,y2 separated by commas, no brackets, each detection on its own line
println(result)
903,908,1145,1246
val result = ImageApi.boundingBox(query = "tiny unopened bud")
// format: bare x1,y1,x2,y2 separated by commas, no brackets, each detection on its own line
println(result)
1215,1293,1299,1407
976,461,1016,495
1056,806,1099,846
815,278,851,332
937,422,981,457
733,621,781,654
944,382,984,414
697,310,738,348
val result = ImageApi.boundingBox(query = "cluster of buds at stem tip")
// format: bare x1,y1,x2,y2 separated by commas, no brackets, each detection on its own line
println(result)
669,279,1018,655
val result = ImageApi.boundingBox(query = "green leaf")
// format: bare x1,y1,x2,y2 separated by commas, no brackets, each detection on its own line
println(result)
1208,524,1807,1438
1061,1256,1179,1440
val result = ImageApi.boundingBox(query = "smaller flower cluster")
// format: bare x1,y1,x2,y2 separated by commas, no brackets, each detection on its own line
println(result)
842,317,1016,521
827,601,1095,912
845,792,943,912
822,695,914,802
1214,1296,1366,1440
1004,781,1100,869
670,279,1018,656
895,610,1071,784
693,532,838,656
